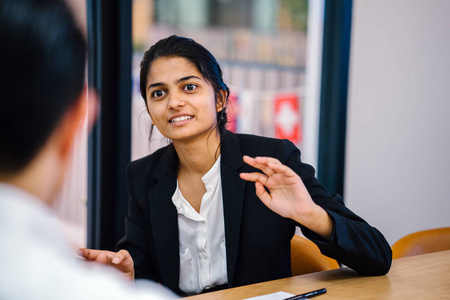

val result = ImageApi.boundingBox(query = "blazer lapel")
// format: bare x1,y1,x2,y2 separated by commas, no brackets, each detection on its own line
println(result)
220,131,246,286
147,146,180,293
146,134,247,291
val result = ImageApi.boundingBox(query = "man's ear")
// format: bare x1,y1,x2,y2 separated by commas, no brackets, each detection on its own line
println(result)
216,90,228,112
57,87,98,159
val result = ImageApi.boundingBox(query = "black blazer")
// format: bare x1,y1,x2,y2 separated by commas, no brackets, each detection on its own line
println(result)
117,130,392,295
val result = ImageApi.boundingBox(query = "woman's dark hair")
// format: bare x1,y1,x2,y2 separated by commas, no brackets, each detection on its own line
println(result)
139,35,230,135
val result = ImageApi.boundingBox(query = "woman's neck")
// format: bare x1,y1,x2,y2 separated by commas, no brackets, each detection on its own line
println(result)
173,129,221,176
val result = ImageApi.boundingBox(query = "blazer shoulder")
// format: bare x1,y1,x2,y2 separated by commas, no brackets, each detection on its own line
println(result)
128,144,172,177
235,133,299,159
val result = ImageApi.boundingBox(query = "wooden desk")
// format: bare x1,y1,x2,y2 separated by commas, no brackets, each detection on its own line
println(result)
184,250,450,299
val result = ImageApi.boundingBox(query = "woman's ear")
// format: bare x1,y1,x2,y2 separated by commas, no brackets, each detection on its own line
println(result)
146,107,155,125
216,90,228,112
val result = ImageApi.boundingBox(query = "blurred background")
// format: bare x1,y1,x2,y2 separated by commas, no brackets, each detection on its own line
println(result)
131,0,309,158
54,0,450,252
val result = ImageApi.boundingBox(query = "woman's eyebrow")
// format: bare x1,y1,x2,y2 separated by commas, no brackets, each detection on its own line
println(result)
147,82,164,91
177,75,202,83
147,76,202,91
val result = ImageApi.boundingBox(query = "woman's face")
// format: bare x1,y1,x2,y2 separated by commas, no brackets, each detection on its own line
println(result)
145,56,224,144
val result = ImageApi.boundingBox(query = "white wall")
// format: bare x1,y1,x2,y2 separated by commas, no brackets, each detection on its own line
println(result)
302,0,324,169
345,0,450,245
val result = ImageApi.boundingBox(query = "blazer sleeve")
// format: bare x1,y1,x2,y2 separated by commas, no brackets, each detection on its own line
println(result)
116,163,161,283
278,139,392,275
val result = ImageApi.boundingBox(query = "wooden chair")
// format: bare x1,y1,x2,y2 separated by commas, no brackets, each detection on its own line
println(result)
290,234,340,276
391,227,450,259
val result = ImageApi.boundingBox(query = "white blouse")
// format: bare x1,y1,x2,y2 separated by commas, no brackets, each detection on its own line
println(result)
171,156,228,295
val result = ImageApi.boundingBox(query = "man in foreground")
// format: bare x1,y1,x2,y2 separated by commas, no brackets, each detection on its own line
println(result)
0,0,174,299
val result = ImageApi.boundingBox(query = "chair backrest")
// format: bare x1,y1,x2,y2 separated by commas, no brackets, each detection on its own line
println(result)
391,227,450,259
290,234,340,276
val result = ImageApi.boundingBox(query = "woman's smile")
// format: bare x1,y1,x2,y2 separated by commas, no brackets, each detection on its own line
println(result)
169,114,194,125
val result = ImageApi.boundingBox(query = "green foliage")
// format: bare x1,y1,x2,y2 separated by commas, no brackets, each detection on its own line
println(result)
279,0,309,32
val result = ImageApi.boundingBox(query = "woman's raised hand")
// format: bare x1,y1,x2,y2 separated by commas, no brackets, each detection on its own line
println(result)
77,248,135,280
239,155,332,240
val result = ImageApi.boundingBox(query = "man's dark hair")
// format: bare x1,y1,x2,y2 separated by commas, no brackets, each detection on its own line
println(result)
0,0,86,174
139,35,230,135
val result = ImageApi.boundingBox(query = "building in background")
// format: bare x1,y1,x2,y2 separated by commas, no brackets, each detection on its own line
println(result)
132,0,309,159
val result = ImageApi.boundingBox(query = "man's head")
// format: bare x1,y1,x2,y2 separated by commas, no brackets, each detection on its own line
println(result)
0,0,94,202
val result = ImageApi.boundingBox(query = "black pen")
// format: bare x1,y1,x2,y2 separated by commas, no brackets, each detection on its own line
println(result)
284,288,327,300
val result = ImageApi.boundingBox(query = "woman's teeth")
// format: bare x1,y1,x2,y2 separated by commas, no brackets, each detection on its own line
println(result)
170,116,193,123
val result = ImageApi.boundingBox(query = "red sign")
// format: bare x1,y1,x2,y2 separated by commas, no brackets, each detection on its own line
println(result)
274,93,302,144
226,92,239,133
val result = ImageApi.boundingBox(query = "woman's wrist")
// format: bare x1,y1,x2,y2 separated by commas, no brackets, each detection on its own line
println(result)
293,204,333,240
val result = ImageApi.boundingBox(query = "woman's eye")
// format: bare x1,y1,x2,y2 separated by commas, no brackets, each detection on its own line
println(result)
152,90,165,98
184,84,197,91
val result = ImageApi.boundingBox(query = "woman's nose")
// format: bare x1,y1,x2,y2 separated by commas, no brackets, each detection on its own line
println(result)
167,92,186,109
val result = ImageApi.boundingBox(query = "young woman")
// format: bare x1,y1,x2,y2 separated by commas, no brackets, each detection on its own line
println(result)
79,35,392,296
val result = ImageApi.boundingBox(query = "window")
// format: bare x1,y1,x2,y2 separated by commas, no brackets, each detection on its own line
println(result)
52,0,89,249
131,0,322,166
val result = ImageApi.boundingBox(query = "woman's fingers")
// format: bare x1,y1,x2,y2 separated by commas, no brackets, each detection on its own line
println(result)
77,248,108,261
254,182,272,206
112,250,135,279
77,248,135,280
241,156,299,185
113,250,133,268
112,249,129,265
239,171,273,208
267,161,300,184
243,155,282,177
239,171,268,185
77,248,121,266
112,256,122,264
